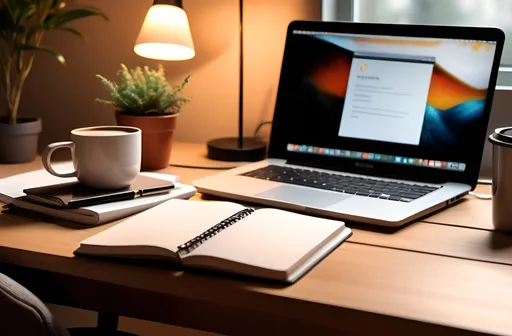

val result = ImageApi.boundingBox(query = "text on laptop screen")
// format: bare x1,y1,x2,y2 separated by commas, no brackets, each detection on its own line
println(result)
282,30,498,172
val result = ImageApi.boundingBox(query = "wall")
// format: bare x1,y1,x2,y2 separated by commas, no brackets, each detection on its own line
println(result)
18,0,322,152
23,1,322,334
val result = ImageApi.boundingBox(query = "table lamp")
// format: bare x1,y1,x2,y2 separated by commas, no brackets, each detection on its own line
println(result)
134,0,195,61
135,0,265,162
206,0,267,162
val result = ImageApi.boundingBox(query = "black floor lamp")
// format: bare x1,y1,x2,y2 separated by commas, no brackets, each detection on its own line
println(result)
206,0,267,162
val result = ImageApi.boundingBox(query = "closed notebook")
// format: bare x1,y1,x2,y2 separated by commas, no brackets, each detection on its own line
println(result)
75,199,352,283
23,175,174,208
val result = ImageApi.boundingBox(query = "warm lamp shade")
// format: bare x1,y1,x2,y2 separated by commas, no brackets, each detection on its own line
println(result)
134,4,195,61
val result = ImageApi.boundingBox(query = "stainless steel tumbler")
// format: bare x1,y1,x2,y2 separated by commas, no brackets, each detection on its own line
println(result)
489,127,512,231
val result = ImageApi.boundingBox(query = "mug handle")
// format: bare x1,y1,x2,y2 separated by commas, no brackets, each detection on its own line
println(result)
42,141,77,178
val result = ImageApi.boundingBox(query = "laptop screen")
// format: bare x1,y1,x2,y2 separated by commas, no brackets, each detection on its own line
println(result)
270,22,504,185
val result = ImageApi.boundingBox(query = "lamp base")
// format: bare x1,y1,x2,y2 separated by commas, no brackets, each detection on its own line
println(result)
207,137,266,162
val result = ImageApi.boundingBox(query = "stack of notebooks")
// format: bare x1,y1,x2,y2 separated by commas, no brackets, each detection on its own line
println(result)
0,162,197,225
75,199,352,283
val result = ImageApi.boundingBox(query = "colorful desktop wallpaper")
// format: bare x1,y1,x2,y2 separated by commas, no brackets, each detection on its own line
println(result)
281,33,497,160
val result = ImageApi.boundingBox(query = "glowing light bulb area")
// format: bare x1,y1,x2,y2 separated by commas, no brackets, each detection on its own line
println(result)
134,4,195,61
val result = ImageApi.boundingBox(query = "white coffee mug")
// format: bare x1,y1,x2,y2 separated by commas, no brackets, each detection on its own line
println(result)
42,126,142,190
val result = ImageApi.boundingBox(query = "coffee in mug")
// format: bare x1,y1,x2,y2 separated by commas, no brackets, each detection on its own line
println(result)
42,126,142,190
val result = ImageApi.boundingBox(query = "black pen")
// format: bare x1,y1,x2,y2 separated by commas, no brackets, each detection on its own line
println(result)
67,184,175,208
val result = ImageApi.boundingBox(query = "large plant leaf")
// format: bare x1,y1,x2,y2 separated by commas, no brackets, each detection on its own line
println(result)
3,0,20,22
18,3,36,21
55,26,86,41
18,43,65,64
2,0,45,23
1,1,41,41
44,7,108,28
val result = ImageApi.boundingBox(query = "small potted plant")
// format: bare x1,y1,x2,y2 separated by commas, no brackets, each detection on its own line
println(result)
96,64,190,170
0,0,107,163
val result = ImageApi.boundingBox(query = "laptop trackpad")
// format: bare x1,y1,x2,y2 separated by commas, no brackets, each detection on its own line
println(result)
255,185,350,208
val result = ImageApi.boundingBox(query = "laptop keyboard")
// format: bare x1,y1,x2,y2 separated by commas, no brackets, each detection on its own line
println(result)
240,165,441,202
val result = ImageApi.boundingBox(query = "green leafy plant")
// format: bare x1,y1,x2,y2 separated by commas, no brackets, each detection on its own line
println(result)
95,64,191,116
0,0,108,124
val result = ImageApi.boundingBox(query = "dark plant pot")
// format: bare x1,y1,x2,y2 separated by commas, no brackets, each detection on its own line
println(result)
115,111,177,171
0,117,42,164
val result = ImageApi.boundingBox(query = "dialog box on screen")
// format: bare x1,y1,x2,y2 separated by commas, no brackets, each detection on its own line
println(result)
338,51,435,145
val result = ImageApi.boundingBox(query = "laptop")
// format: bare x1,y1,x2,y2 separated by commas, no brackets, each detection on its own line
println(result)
194,21,505,227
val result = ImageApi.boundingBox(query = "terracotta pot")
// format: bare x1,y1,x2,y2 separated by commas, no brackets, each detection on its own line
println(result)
0,117,42,164
115,111,177,171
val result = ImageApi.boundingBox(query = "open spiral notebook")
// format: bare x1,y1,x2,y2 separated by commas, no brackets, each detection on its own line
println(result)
75,199,352,283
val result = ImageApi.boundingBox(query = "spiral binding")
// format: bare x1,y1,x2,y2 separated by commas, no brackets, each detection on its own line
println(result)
177,208,255,256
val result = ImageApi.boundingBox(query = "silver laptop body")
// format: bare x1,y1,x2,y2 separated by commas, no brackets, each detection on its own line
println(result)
194,21,504,227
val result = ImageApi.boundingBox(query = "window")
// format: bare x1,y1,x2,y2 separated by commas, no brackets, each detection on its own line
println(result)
322,0,512,87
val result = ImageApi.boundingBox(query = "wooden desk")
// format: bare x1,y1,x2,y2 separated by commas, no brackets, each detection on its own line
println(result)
0,142,509,336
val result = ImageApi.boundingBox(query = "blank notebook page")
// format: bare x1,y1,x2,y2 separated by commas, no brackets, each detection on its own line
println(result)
80,199,246,253
186,208,345,271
